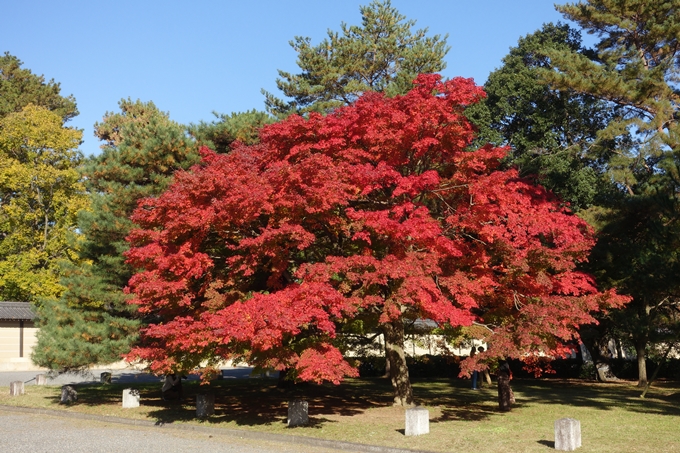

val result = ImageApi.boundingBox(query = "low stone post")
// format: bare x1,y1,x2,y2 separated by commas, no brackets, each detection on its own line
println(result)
405,406,429,436
60,385,77,404
35,374,47,385
287,399,309,427
555,418,581,451
196,394,215,418
122,388,140,408
100,372,112,384
9,381,24,396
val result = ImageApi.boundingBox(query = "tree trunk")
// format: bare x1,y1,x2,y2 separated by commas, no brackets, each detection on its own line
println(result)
277,367,292,388
498,375,512,411
580,325,619,382
381,352,391,378
497,362,513,412
615,338,624,359
641,342,675,398
381,333,391,379
635,340,648,388
483,369,492,385
383,321,413,406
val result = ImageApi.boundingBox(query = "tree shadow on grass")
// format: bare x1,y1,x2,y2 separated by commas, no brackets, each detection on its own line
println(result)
47,383,135,406
510,379,680,417
110,372,168,384
291,416,338,429
413,379,499,422
431,404,497,422
414,376,680,421
142,378,395,427
46,376,680,428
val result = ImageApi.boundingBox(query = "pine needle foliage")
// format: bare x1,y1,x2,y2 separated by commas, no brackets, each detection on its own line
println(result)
262,0,449,117
32,99,201,370
542,0,680,385
0,52,78,123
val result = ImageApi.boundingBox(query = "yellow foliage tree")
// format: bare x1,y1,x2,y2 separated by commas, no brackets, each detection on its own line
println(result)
0,105,88,302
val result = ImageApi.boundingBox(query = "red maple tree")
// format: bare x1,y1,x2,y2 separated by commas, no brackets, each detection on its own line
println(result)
125,75,627,405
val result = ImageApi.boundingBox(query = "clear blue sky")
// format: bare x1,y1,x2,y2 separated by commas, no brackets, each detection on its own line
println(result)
2,1,575,156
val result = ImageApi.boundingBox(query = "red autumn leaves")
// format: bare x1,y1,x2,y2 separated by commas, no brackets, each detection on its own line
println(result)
125,74,626,381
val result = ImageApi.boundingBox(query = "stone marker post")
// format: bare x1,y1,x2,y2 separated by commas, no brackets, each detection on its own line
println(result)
122,389,140,408
287,399,309,427
405,406,429,436
35,374,47,385
9,381,24,396
100,372,112,384
60,385,78,404
555,418,581,451
196,394,215,418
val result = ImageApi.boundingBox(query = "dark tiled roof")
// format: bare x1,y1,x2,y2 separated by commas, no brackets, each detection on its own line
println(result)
0,302,36,320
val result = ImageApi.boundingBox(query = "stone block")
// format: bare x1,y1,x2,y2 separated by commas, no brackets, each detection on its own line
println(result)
405,406,429,436
60,385,78,404
555,417,581,451
100,372,112,384
196,394,215,418
122,388,140,408
35,374,47,385
287,399,308,427
9,381,24,396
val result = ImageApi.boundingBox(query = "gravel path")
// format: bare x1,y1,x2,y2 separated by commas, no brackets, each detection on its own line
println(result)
0,411,354,453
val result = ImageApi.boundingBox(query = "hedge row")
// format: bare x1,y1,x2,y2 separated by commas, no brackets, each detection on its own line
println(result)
355,355,680,380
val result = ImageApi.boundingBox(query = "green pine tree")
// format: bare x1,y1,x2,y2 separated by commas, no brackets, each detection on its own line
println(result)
0,52,78,122
189,109,273,153
469,22,618,211
262,0,449,116
32,99,201,370
544,0,680,386
547,0,680,197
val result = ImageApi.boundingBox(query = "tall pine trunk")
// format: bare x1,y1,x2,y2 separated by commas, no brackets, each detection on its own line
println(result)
635,340,648,388
383,321,413,406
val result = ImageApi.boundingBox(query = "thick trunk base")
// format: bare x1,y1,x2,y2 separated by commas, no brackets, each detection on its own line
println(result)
595,363,619,382
384,321,414,406
498,377,512,412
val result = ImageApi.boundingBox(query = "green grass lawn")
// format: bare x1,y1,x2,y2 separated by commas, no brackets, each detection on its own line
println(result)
2,376,679,452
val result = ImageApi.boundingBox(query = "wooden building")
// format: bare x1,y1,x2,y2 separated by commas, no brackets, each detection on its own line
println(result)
0,301,39,370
